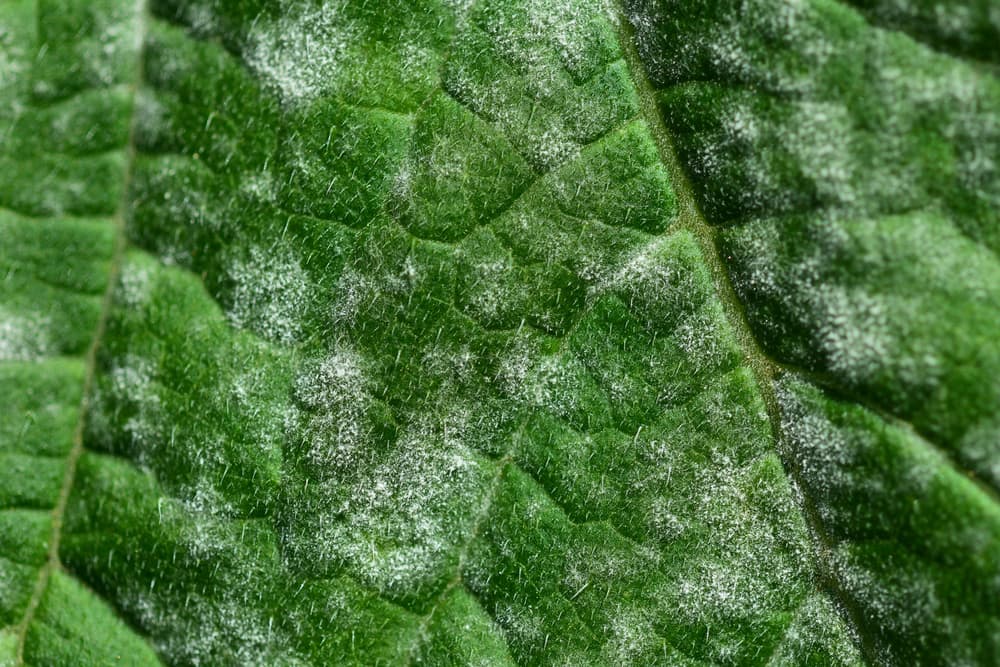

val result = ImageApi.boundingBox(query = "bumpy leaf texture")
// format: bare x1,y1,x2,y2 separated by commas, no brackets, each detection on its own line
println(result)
1,0,998,665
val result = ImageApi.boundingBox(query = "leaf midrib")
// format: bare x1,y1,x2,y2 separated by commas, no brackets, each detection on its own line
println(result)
611,6,880,665
11,0,150,662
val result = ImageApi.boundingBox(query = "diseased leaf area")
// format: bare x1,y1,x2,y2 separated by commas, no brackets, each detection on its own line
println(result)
0,0,996,666
627,1,1000,663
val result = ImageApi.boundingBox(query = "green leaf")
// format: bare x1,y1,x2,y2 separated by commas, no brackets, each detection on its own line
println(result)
1,0,996,665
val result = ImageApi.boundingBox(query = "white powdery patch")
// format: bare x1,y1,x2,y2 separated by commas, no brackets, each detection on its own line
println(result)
606,236,699,319
683,468,802,619
651,0,820,93
102,335,288,517
782,387,1000,665
240,170,277,203
400,41,436,77
958,419,1000,489
229,357,293,465
733,218,946,395
330,264,407,326
226,245,312,345
329,267,373,325
28,0,140,98
730,221,785,298
0,308,53,361
776,382,858,526
390,160,413,203
498,337,588,420
293,346,372,472
530,125,580,171
784,101,856,209
703,22,757,85
610,237,673,292
181,0,220,35
294,414,490,594
443,389,515,459
714,98,855,216
175,477,235,519
724,101,760,146
0,28,28,90
565,540,654,594
107,354,164,466
296,347,368,408
515,0,612,75
806,220,942,393
95,4,139,78
766,592,864,666
492,602,545,652
832,546,945,659
870,1,983,45
447,0,614,171
124,583,308,667
630,0,832,94
812,286,891,386
746,0,833,91
885,54,998,206
562,545,736,665
646,496,687,542
666,531,803,646
423,343,478,381
888,46,979,111
245,1,356,107
0,559,14,611
673,307,729,371
930,3,976,39
630,395,814,649
441,0,477,16
599,607,664,665
118,259,154,308
463,255,518,322
141,156,225,232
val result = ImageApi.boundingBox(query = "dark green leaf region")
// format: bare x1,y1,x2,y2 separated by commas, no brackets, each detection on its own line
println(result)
1,0,997,665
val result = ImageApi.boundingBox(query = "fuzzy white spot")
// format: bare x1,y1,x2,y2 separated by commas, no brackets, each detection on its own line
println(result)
0,309,52,361
245,2,356,106
226,245,312,345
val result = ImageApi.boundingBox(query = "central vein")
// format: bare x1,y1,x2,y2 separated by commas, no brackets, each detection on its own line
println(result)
13,0,150,662
610,4,877,664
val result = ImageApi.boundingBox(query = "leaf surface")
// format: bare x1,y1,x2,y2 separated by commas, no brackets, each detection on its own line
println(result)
1,0,997,665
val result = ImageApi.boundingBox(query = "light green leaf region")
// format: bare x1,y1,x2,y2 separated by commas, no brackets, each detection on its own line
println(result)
0,0,996,665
